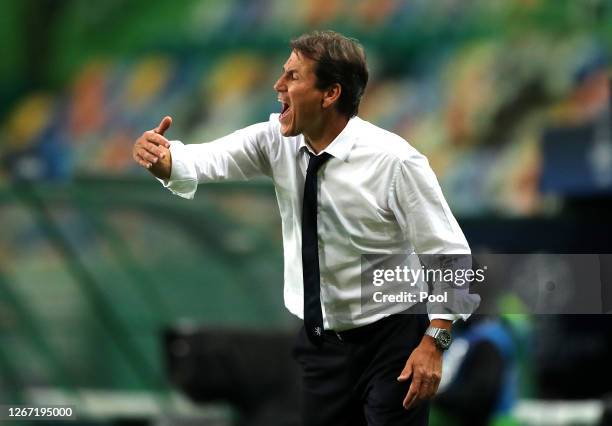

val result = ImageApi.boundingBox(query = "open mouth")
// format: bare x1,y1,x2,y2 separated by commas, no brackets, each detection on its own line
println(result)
280,102,291,120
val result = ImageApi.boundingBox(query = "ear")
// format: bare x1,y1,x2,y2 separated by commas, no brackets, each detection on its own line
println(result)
321,83,341,110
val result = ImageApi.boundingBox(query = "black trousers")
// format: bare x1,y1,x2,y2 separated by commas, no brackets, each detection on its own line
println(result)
292,310,431,426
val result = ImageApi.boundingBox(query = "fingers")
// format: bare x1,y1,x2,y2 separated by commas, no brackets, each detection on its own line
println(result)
403,371,422,410
420,376,436,401
401,366,442,410
133,136,169,170
142,140,168,158
133,146,153,168
428,371,441,399
397,359,413,382
134,154,152,169
144,131,170,148
399,358,418,410
133,146,162,169
154,116,172,135
136,148,160,165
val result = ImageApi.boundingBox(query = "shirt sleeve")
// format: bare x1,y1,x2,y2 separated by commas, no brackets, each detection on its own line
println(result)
158,118,277,199
387,151,478,322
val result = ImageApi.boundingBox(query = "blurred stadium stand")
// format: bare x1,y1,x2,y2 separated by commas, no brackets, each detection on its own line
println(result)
1,0,611,425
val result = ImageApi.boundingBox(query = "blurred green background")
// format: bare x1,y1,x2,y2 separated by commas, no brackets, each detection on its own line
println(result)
0,0,611,425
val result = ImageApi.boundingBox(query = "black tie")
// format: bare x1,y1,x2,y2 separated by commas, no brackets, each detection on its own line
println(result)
302,151,332,345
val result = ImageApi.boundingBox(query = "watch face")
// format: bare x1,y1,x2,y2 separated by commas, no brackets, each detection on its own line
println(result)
436,329,452,350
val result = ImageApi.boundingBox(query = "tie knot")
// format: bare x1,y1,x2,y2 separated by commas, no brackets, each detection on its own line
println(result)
307,152,332,173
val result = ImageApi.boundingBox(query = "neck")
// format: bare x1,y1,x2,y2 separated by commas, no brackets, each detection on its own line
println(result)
304,112,350,154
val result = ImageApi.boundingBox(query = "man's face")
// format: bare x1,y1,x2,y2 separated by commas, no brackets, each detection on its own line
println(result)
273,50,326,137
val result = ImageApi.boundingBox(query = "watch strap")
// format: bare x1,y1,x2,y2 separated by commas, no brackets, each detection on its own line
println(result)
425,326,442,339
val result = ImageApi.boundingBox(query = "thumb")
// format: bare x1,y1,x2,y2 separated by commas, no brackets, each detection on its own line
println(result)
154,116,173,135
397,360,413,382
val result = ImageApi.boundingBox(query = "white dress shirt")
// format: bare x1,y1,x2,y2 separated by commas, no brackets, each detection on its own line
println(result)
161,114,471,331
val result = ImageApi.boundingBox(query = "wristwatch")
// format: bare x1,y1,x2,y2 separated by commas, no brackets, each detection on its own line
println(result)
425,326,452,351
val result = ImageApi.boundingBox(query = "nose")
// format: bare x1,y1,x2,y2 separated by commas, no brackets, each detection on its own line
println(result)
273,75,285,92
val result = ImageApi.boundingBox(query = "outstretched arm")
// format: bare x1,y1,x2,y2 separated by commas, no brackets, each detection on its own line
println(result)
132,115,277,199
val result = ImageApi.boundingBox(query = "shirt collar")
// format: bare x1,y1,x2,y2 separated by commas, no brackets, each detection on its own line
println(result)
298,116,360,162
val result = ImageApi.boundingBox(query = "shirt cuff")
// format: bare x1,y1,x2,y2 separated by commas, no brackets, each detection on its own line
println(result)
156,140,198,199
427,313,471,323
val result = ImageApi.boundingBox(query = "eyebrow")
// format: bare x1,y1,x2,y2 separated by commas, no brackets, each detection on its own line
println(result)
283,67,299,75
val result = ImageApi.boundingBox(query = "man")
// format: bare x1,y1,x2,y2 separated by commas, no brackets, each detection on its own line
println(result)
132,30,471,425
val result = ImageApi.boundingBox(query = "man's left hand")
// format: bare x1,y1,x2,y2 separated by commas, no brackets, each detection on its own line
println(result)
397,320,450,410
